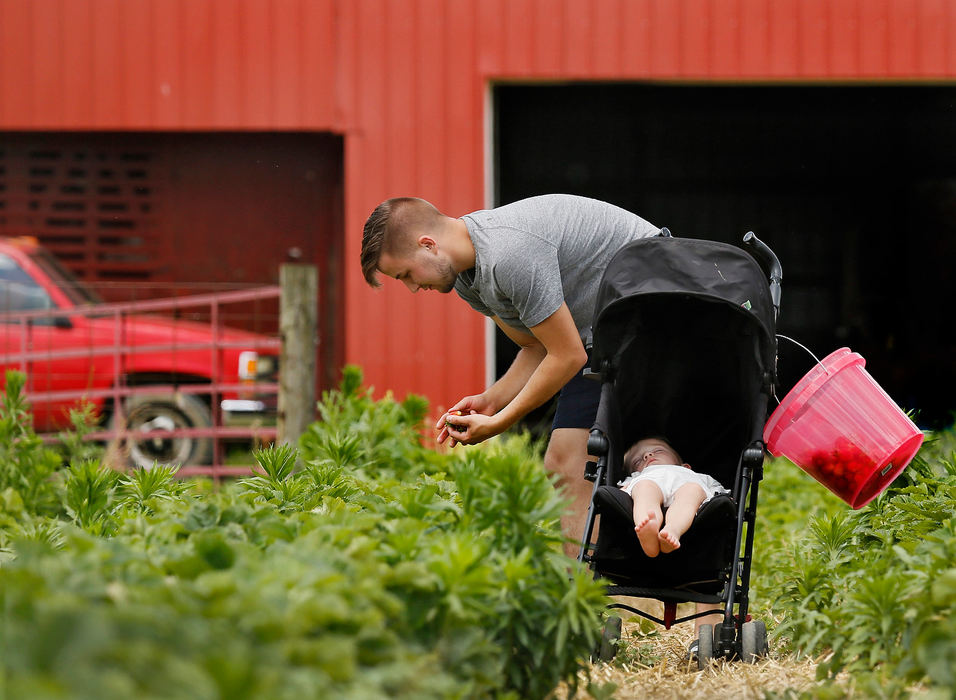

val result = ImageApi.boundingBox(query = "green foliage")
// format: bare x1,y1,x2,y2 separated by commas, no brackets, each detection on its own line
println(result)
116,463,187,514
454,434,564,552
239,443,317,512
0,364,608,699
755,427,956,695
56,400,106,465
300,364,443,479
450,435,607,697
63,459,121,535
0,370,66,518
610,616,662,669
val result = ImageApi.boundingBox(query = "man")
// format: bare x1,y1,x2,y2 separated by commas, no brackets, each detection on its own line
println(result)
360,193,659,545
361,194,721,649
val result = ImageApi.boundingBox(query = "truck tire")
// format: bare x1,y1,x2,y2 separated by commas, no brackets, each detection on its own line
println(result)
113,393,213,469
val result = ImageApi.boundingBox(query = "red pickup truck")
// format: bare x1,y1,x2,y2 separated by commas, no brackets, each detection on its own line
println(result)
0,237,279,469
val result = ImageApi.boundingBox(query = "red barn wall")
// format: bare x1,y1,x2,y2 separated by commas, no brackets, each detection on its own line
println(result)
2,0,956,416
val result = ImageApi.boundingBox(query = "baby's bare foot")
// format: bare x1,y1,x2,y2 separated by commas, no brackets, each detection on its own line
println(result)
634,510,656,531
635,511,661,557
658,527,681,553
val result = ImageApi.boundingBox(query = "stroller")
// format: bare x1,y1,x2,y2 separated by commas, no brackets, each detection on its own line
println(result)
577,229,782,668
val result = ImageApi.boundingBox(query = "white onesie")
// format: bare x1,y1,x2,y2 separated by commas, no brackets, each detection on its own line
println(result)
618,464,729,508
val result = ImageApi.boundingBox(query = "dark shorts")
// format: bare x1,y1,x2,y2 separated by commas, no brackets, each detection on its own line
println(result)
551,366,602,431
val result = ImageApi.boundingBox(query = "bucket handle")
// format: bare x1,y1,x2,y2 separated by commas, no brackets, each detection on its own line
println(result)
776,334,826,373
774,334,829,404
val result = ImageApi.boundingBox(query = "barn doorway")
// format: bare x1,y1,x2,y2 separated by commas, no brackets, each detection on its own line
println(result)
494,84,956,430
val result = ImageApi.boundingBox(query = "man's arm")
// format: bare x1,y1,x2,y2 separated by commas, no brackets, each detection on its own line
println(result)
435,317,545,446
492,302,587,431
482,316,548,411
439,303,586,444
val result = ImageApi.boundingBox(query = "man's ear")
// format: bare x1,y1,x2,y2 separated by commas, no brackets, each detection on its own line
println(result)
418,235,437,252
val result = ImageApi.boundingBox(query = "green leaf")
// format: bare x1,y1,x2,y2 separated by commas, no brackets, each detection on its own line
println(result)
192,530,236,570
931,568,956,606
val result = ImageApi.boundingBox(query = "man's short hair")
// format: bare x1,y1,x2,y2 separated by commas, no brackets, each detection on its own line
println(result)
361,197,442,287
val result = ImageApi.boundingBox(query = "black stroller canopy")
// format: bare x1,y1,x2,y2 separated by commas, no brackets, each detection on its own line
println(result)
592,237,775,365
590,237,777,488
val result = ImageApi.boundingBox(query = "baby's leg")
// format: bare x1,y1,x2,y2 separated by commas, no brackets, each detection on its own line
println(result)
658,483,707,554
631,481,664,558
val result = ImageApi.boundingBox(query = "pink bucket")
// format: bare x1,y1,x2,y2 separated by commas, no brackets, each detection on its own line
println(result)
763,347,924,509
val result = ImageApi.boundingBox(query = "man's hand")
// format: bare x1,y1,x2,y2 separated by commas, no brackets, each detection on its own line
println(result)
438,412,504,447
436,394,497,446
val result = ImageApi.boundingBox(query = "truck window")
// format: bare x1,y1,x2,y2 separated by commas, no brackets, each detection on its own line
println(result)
0,253,55,317
29,249,103,305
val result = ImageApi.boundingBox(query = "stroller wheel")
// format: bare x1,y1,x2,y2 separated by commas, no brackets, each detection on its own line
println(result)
697,624,715,669
741,620,768,662
597,615,623,661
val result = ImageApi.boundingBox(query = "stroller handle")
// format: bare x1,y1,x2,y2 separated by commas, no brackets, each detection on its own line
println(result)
743,232,782,320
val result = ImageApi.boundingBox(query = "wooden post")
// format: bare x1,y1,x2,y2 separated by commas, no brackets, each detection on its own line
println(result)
278,264,318,449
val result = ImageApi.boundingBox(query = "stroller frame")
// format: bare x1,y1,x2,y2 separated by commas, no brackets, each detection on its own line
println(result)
577,230,782,665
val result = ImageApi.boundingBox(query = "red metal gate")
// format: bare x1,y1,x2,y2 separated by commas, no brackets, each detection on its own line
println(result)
2,285,282,478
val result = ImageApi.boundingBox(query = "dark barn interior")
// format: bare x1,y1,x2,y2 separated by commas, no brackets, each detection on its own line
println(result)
495,83,956,430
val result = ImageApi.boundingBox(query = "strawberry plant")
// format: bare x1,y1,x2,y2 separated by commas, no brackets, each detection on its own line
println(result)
0,371,66,519
0,365,608,699
755,428,956,696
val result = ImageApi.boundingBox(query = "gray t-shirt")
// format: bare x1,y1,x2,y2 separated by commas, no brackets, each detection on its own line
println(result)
455,194,660,346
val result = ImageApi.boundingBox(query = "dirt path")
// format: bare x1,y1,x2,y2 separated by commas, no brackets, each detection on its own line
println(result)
583,619,824,699
556,602,848,700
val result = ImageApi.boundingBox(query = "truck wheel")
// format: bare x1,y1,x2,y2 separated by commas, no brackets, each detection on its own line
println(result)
114,393,213,469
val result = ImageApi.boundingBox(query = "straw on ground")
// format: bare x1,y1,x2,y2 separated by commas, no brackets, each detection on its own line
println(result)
555,605,859,700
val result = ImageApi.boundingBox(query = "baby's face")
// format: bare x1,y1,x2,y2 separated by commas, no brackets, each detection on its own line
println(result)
629,439,682,471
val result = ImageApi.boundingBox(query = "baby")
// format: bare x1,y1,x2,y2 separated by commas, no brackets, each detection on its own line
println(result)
618,436,729,557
